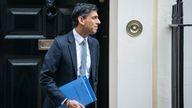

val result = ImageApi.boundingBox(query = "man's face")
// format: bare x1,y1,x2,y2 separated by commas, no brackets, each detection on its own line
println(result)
82,11,101,35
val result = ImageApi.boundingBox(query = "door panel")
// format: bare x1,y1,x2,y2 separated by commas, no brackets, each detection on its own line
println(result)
0,39,43,108
7,58,41,108
5,8,44,39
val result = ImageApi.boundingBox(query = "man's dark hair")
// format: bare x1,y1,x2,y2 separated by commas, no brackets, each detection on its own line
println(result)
71,3,98,27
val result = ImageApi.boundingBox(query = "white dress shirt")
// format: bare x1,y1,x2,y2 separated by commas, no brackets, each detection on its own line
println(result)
73,29,91,78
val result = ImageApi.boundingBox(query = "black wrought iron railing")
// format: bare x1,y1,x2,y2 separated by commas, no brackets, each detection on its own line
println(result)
170,0,192,108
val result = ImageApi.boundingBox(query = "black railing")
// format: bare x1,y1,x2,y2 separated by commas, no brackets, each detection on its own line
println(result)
171,0,184,108
170,0,192,108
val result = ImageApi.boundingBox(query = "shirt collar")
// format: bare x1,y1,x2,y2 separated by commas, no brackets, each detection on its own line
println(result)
73,29,88,45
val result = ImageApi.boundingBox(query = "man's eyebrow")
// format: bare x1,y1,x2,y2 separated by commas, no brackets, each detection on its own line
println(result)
92,15,98,18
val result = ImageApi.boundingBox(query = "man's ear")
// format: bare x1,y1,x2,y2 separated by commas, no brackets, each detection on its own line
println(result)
77,16,85,25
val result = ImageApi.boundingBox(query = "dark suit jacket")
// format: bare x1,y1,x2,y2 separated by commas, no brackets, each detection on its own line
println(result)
40,31,100,108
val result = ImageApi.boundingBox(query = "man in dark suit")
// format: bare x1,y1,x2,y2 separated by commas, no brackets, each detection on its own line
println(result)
40,3,101,108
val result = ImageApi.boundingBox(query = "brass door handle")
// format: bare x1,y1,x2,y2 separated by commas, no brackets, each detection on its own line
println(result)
38,39,54,50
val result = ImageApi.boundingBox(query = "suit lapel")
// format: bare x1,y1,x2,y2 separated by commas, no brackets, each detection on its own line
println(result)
88,37,96,78
68,32,77,74
67,33,96,79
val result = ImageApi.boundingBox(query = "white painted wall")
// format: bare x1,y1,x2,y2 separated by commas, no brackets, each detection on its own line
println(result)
157,0,175,108
183,0,192,108
109,0,177,108
117,0,153,108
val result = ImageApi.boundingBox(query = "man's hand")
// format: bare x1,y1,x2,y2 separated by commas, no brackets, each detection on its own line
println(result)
66,100,85,108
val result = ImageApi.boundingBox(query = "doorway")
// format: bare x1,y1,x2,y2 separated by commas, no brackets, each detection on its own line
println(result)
0,0,109,108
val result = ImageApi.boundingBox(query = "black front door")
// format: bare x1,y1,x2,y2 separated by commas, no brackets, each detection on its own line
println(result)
0,0,109,108
0,0,83,108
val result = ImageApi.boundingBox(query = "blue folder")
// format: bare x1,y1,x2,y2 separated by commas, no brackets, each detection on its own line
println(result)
57,76,97,108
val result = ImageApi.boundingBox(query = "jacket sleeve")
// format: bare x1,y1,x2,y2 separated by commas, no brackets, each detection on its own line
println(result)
94,39,100,108
39,38,66,107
